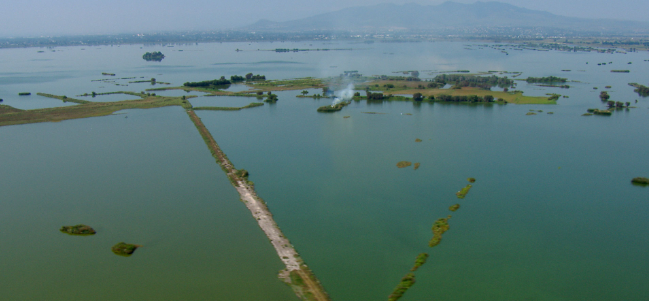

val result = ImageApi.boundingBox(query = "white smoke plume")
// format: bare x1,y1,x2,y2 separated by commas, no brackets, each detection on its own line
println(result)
332,83,355,106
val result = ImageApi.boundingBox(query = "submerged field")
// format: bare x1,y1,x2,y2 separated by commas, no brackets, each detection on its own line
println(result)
1,41,649,300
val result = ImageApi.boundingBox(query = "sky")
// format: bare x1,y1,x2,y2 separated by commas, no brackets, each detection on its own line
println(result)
1,0,648,37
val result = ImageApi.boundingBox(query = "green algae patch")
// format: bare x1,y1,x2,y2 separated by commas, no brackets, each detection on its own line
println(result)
526,112,536,115
388,273,416,301
410,253,429,272
631,177,649,186
413,163,420,170
467,177,476,183
111,242,141,257
397,161,412,168
449,204,460,212
429,216,451,247
415,138,422,142
456,184,472,199
60,224,96,235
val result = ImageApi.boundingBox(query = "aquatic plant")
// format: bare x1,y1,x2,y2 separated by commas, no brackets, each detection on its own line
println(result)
387,273,416,301
631,177,649,185
526,112,536,115
111,242,141,256
456,184,472,199
410,253,429,272
60,224,96,235
449,204,460,212
396,161,412,168
467,178,476,183
414,163,420,170
429,216,451,247
415,138,422,142
18,92,31,96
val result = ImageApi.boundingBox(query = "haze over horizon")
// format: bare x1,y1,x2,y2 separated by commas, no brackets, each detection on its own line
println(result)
2,0,647,37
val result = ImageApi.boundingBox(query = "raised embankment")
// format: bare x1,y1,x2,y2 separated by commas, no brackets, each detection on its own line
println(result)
186,110,330,301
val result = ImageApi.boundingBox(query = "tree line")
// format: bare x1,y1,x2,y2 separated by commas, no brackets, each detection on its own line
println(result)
525,76,567,83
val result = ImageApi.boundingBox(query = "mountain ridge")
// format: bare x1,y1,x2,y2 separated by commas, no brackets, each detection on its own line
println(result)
243,1,649,33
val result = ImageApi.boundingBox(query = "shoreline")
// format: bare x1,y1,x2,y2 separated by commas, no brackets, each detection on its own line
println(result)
186,110,330,301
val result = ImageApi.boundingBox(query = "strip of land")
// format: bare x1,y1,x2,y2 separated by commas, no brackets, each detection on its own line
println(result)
186,110,330,301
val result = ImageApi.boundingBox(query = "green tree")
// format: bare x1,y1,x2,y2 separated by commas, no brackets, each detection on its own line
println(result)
413,93,423,101
301,90,309,96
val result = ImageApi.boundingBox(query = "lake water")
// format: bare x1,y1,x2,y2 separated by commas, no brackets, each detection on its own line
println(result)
1,41,649,300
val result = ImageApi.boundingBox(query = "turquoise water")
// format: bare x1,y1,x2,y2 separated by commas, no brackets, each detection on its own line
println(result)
2,41,649,300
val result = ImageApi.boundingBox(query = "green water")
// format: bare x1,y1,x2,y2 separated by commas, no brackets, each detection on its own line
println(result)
0,107,296,300
2,41,649,300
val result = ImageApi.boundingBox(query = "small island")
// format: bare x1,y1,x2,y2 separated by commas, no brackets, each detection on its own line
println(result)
60,224,96,235
111,242,141,256
142,51,165,62
317,102,348,112
631,177,649,186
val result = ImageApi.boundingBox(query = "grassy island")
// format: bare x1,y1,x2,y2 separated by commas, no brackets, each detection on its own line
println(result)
456,184,472,199
631,177,649,185
388,273,416,301
429,216,451,247
111,242,141,256
396,161,412,168
60,224,96,235
317,102,348,112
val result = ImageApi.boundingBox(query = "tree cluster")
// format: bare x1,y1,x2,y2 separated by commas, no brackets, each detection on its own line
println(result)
245,73,266,80
432,74,513,89
629,83,649,97
599,91,610,101
525,76,567,83
142,51,165,61
183,76,231,87
434,94,495,103
366,91,385,100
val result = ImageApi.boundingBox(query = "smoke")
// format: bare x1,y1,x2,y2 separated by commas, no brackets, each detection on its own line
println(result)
332,83,355,106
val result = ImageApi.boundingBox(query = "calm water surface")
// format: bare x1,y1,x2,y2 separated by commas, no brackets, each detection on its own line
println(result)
1,41,649,300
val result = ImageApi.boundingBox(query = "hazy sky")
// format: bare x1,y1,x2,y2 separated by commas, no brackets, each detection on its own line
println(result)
2,0,647,37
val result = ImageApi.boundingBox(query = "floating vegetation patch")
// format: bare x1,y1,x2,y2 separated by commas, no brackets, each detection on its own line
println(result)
111,242,141,257
547,112,554,114
387,273,416,301
361,112,386,114
582,113,593,116
397,161,412,168
414,163,420,170
343,116,350,118
467,177,476,183
449,204,460,212
410,253,429,272
631,177,649,186
102,72,115,76
415,138,422,142
611,70,630,73
18,92,31,96
456,184,472,199
429,216,451,247
60,224,96,235
526,112,537,115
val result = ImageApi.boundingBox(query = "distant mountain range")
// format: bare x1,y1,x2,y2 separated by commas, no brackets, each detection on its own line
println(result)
244,1,649,34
